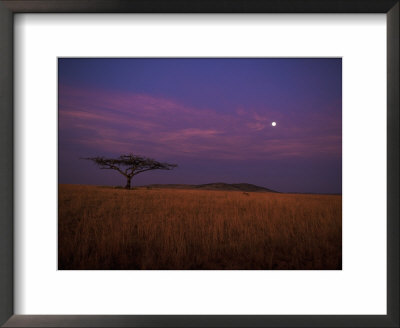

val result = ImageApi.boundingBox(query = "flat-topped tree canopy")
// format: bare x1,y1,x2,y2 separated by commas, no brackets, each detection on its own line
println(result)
84,153,177,189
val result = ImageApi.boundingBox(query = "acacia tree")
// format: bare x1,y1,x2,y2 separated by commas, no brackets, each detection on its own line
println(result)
84,154,177,189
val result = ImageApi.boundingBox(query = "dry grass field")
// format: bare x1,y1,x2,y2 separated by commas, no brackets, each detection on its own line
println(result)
58,184,342,270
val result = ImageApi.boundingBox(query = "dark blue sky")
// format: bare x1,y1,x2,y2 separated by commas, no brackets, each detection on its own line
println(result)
58,58,342,193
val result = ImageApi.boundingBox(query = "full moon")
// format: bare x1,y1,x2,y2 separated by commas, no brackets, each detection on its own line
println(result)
272,122,277,127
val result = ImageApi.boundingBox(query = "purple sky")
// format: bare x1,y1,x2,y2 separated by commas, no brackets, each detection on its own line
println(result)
58,58,342,193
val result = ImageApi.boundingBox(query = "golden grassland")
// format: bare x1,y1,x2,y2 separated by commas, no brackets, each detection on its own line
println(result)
58,184,342,270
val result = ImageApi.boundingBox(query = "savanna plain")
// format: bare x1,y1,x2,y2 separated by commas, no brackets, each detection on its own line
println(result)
58,184,342,270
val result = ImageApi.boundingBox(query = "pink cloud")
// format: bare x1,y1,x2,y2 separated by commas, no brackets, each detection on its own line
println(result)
59,86,341,161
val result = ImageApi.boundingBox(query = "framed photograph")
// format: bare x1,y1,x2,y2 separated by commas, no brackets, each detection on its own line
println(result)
57,57,342,271
0,0,398,327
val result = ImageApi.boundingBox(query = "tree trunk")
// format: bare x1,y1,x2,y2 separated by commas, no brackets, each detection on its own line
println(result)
125,177,132,189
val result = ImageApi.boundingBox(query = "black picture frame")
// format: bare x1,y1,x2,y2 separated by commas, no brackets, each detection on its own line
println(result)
0,1,398,327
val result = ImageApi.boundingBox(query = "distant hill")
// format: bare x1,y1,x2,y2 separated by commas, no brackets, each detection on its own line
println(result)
138,182,278,193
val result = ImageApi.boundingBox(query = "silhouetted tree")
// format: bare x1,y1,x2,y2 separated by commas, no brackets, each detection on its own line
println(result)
84,154,177,189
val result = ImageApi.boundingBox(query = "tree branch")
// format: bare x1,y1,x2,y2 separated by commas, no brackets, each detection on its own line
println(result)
82,154,177,182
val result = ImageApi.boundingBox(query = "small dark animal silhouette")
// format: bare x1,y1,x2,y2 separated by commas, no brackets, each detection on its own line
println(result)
243,192,250,196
